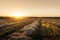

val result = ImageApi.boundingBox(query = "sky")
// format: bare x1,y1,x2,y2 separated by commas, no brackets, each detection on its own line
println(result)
0,0,60,17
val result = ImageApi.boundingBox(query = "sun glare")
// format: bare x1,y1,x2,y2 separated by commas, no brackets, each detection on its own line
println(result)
11,12,24,18
14,13,20,17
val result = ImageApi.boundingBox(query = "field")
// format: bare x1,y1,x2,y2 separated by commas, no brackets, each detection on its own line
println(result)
0,17,60,40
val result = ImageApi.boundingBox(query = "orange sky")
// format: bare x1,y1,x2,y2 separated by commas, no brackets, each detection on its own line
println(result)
0,0,60,17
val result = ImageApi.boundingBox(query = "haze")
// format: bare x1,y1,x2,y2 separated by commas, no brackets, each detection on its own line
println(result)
0,0,60,17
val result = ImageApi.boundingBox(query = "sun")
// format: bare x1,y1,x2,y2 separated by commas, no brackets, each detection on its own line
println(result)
12,12,24,18
14,13,20,17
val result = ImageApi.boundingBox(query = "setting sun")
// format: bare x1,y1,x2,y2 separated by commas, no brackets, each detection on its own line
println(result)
14,13,20,17
10,12,25,18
